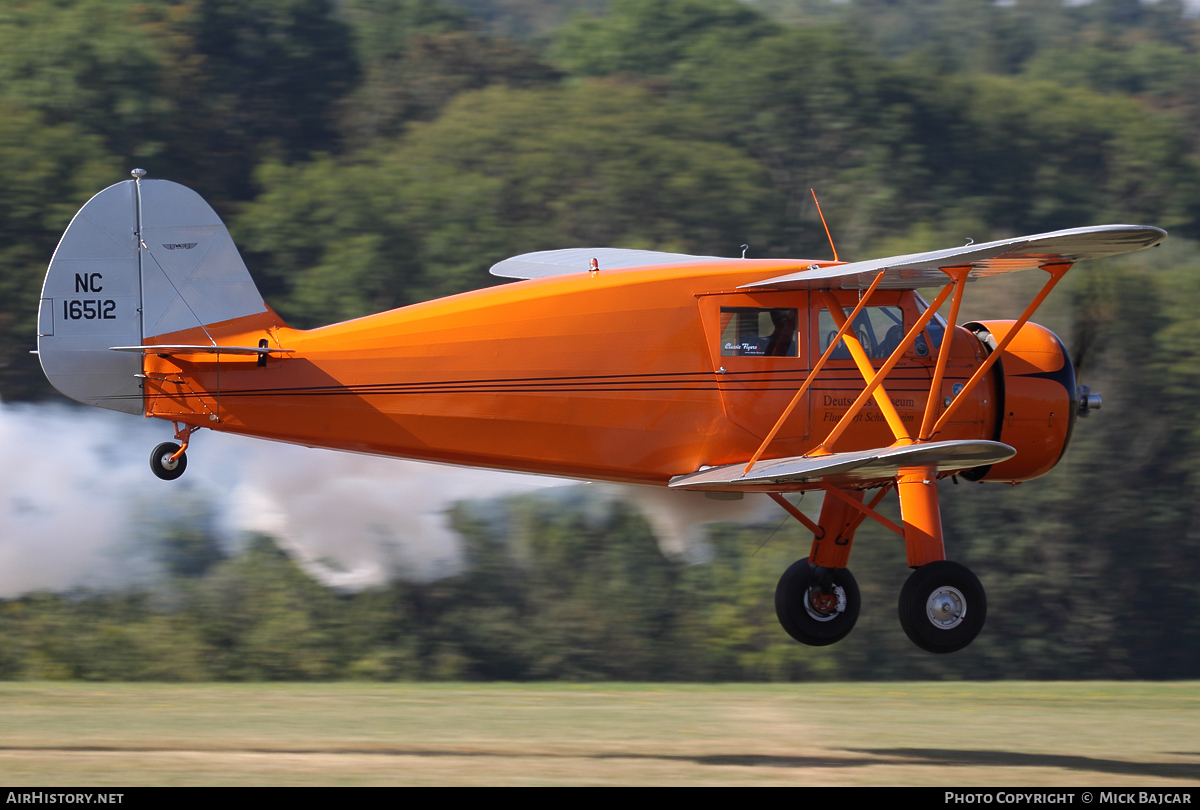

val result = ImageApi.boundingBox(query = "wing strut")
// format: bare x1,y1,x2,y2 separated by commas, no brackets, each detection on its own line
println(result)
743,255,1071,472
813,279,957,454
918,266,970,439
926,261,1072,440
743,271,885,473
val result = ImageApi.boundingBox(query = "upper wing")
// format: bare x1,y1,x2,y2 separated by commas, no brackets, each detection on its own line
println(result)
490,247,741,279
739,224,1167,291
668,440,1015,492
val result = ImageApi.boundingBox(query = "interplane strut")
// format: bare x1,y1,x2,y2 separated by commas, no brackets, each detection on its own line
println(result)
813,281,955,454
743,271,886,474
929,262,1072,438
756,261,1073,575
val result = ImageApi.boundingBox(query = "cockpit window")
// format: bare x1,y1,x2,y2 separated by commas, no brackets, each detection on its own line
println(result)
720,307,798,357
819,305,904,360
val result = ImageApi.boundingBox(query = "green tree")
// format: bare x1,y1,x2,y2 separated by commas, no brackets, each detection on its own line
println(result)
0,0,358,204
192,0,358,164
0,102,120,399
552,0,1200,249
141,496,226,580
552,0,778,77
338,0,562,146
234,82,786,327
187,535,344,680
339,28,562,148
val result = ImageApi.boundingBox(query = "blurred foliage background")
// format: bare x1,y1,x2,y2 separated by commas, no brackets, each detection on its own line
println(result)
2,0,1200,679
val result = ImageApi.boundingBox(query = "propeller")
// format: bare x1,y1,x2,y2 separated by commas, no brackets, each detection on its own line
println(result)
1070,287,1104,418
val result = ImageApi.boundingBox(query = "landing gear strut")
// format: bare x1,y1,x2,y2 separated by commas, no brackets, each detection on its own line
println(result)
768,474,988,653
149,423,199,481
770,486,868,646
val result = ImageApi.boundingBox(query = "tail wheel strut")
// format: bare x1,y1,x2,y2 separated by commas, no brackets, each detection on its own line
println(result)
149,423,199,481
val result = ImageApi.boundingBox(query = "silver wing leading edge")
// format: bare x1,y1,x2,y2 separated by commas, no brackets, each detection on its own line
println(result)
740,224,1166,291
669,440,1016,492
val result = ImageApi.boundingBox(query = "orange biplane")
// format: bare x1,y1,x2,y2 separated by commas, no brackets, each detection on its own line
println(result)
36,172,1166,653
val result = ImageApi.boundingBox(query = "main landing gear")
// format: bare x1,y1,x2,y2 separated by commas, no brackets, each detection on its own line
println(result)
149,423,199,481
897,560,987,654
774,557,987,654
770,464,987,654
775,561,861,646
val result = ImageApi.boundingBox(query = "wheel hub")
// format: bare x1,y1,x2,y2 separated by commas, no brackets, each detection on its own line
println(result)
805,585,847,622
926,586,966,629
160,454,179,471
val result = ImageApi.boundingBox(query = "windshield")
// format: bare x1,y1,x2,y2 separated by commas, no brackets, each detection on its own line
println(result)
913,292,947,356
818,305,904,360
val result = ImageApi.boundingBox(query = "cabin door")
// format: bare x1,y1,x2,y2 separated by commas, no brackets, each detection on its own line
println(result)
697,291,810,445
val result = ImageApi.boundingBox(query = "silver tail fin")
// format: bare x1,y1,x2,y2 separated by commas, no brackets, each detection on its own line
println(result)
37,175,267,414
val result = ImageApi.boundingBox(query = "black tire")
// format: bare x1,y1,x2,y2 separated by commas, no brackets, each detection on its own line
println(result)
898,560,986,654
149,441,187,481
774,560,861,646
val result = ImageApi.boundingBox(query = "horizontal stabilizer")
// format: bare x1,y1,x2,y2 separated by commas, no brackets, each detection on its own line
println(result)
669,440,1016,491
740,225,1167,291
490,247,741,279
109,344,293,356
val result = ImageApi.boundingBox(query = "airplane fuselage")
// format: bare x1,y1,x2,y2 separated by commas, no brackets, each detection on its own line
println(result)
144,260,1074,487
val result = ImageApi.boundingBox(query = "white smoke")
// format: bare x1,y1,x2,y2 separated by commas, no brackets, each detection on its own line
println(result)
0,400,795,596
609,485,779,563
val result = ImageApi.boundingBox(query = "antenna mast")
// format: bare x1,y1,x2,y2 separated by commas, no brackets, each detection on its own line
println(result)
811,188,839,262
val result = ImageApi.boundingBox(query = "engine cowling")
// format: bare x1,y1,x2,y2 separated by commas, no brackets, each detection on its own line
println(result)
961,320,1078,482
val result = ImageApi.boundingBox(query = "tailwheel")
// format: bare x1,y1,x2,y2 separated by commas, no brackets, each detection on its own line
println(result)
775,560,861,646
898,560,986,653
149,441,187,481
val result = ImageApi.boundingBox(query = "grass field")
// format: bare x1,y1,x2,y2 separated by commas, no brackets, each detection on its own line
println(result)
0,682,1197,786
